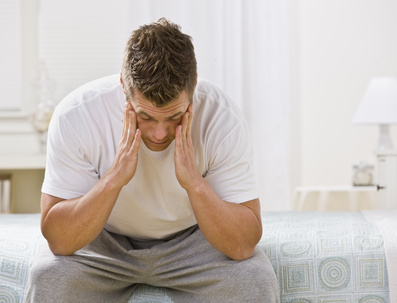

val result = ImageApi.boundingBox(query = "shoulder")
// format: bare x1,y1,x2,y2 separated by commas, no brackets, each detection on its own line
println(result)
54,74,123,120
195,78,241,111
192,78,250,161
49,74,124,145
194,78,245,129
47,75,123,169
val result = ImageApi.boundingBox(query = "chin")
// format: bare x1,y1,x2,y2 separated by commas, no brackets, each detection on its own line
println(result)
144,139,173,151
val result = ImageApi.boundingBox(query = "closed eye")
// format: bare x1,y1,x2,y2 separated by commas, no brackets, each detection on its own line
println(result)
169,116,182,122
137,113,152,121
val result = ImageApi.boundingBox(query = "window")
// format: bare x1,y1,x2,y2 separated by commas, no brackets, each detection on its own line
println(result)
38,0,130,103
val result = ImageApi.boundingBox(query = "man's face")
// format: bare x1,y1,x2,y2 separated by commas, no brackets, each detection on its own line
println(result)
130,90,191,151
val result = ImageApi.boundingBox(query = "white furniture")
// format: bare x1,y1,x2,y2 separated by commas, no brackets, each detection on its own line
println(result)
0,154,45,213
376,150,397,209
293,186,378,211
0,154,46,170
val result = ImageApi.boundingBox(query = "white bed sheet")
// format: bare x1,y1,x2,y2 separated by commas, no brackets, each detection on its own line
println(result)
363,209,397,303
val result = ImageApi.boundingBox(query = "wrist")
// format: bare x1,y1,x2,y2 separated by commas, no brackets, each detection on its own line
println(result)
185,176,207,195
101,169,126,192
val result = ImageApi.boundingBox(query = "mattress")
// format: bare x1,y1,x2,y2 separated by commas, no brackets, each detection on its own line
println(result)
0,211,395,302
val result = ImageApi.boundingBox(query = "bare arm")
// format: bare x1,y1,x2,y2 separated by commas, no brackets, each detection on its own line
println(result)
175,105,262,261
188,188,262,261
41,177,122,255
41,102,141,256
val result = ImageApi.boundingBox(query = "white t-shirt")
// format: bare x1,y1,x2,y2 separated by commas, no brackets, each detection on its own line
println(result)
43,75,259,240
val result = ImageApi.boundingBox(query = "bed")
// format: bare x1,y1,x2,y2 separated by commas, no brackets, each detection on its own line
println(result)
1,210,396,302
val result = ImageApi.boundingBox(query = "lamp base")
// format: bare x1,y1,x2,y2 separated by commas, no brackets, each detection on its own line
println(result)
377,124,394,151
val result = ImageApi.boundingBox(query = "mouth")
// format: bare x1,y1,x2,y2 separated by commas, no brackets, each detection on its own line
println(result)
145,138,172,151
147,139,169,146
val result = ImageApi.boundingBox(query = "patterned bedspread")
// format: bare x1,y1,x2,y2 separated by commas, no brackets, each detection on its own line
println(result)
261,211,390,303
0,212,391,302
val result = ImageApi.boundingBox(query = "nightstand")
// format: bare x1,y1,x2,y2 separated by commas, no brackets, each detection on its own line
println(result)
293,186,378,211
376,150,397,209
0,154,46,213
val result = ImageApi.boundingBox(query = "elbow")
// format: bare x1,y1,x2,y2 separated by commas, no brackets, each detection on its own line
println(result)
47,241,78,256
43,228,79,256
224,231,262,261
227,228,261,261
41,224,80,256
226,246,256,261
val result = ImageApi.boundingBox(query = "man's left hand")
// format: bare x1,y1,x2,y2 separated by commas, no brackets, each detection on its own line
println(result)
175,104,202,191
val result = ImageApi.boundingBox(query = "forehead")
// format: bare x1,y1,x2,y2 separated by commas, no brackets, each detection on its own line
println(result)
131,90,190,117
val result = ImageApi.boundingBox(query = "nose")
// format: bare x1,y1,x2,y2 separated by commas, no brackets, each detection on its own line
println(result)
152,123,168,141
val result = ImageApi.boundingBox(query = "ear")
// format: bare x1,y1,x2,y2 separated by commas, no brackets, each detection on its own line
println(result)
120,73,126,94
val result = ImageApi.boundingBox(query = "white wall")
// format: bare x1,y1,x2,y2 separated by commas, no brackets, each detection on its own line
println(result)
296,0,397,186
0,0,40,155
2,1,397,209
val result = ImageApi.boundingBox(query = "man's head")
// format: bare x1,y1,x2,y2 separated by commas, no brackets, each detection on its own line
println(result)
120,18,197,151
121,18,197,106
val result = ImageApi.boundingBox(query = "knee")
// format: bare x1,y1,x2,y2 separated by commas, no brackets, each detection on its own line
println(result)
26,249,81,302
241,249,277,282
254,256,279,290
29,256,55,285
28,250,70,287
232,249,280,301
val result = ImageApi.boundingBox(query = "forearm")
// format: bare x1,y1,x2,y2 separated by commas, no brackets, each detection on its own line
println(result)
41,173,122,256
187,179,262,261
42,103,141,256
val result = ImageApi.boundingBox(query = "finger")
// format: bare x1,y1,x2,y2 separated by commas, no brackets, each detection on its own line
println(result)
122,103,131,137
122,103,127,134
186,104,194,140
175,124,183,153
130,128,141,154
128,102,137,129
127,109,137,146
181,111,189,146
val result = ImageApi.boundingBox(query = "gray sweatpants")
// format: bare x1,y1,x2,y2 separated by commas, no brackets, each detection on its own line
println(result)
26,225,280,302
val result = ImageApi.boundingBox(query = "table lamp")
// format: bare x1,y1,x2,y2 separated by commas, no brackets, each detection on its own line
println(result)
352,77,397,151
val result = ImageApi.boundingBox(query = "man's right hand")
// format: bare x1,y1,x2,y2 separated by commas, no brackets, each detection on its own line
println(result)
109,102,141,187
40,102,141,256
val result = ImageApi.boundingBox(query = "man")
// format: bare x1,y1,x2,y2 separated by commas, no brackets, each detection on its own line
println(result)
26,18,279,302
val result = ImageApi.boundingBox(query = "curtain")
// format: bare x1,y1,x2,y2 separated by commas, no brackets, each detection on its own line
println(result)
126,0,292,211
0,0,22,110
39,0,292,210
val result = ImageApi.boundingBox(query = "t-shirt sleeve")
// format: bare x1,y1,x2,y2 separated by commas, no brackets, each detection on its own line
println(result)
41,110,99,199
204,120,259,204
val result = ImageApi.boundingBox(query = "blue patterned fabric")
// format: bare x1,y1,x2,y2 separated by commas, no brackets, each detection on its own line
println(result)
0,212,391,302
0,214,45,303
261,212,390,303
